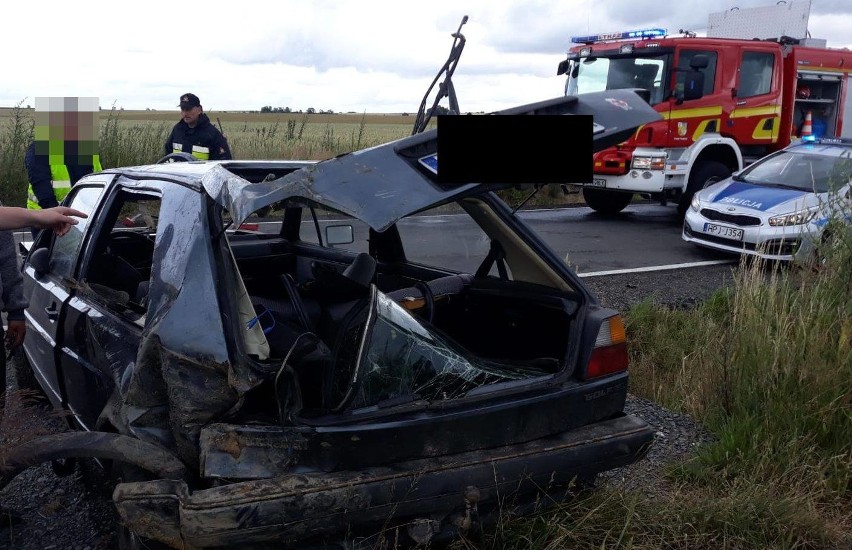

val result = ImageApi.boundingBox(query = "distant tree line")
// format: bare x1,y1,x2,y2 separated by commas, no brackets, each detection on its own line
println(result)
257,105,453,115
260,106,335,114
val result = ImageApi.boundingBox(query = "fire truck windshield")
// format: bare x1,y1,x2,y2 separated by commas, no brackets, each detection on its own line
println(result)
566,53,672,106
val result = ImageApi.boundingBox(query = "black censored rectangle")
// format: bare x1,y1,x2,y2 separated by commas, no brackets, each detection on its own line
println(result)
436,115,592,185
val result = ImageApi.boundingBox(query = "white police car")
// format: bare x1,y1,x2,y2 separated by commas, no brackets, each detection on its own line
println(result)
683,138,852,262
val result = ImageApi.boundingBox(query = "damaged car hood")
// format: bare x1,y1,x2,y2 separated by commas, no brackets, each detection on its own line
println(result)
204,89,662,231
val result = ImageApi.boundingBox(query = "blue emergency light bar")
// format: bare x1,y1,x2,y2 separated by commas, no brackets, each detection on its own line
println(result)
571,28,667,44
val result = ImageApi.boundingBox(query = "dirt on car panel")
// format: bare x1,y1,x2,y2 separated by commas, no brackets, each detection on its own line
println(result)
200,424,311,479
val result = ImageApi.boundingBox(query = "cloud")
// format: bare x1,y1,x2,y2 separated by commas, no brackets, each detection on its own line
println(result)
1,0,850,112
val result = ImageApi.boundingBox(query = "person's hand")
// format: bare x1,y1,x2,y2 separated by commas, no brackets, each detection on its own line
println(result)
4,319,25,351
31,206,88,236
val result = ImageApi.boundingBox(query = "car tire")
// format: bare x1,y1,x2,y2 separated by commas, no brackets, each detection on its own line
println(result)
678,161,731,218
813,225,849,269
582,188,633,215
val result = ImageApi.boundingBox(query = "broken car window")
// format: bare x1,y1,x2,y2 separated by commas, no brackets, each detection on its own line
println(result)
341,291,551,410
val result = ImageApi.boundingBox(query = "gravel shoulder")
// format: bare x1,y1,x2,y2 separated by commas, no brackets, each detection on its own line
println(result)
1,264,737,550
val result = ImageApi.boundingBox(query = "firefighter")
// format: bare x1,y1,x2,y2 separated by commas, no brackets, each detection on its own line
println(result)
163,93,232,160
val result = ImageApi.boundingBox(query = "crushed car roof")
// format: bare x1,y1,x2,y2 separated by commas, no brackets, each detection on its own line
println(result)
107,90,661,232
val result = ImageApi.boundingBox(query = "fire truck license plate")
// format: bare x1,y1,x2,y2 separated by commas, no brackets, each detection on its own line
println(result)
589,178,607,187
703,222,744,241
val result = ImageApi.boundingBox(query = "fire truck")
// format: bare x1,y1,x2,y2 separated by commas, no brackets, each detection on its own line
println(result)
556,4,852,216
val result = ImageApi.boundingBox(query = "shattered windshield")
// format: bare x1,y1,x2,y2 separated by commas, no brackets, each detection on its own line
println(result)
343,291,550,410
567,53,671,106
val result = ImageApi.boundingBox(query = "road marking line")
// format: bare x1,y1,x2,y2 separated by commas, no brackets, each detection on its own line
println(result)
577,259,736,278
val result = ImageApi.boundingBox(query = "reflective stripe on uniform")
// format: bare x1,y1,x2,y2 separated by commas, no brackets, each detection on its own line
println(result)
27,164,76,209
191,145,210,160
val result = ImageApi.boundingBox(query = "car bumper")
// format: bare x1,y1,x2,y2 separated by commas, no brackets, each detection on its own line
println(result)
586,169,667,193
682,211,820,262
114,414,654,548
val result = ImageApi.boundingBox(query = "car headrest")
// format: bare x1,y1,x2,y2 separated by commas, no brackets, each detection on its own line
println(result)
342,252,376,288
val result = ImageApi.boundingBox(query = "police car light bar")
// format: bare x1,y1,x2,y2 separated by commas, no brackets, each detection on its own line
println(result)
571,28,667,44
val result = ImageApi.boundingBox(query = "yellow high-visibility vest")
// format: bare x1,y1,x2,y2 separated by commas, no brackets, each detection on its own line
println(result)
27,154,103,209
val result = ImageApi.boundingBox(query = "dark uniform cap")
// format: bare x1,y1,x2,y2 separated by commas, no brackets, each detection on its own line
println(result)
179,93,201,109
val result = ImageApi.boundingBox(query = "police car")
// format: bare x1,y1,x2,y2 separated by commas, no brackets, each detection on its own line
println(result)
683,138,852,262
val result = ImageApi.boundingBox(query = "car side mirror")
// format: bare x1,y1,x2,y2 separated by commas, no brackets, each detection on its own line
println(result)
325,224,354,246
29,247,50,275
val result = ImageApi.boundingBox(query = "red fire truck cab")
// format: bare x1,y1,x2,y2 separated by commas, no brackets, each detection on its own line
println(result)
557,28,852,216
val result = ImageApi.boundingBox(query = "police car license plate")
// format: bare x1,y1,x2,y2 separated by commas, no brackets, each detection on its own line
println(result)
589,178,607,188
703,222,744,241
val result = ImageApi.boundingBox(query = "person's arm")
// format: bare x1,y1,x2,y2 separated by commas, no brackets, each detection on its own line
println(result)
164,127,174,156
25,142,59,208
211,129,232,160
0,206,87,235
0,229,27,349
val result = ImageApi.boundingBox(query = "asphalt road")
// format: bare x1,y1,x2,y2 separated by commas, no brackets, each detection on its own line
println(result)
518,203,735,274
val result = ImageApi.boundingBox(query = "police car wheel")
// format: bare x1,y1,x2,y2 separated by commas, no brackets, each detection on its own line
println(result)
813,226,847,268
678,161,730,218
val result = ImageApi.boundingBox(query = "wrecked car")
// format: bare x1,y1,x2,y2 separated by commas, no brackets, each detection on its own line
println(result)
3,90,660,548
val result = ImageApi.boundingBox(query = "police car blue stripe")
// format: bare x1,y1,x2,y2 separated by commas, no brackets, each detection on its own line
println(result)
710,181,808,212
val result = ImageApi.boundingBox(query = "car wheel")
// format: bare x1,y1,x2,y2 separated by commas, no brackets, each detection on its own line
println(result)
813,225,849,269
582,188,633,215
678,161,731,218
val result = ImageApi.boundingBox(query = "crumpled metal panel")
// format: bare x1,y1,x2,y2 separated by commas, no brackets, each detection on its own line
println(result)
204,90,662,232
114,185,243,466
114,415,654,548
199,424,311,479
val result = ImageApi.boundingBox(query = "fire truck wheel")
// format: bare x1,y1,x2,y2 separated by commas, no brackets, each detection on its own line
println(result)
582,188,633,215
678,161,731,218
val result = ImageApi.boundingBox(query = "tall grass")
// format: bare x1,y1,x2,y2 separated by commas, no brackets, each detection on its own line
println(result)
0,101,33,206
99,107,171,168
454,231,850,549
617,229,852,548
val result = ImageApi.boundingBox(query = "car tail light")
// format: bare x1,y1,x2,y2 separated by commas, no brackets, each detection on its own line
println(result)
586,315,628,379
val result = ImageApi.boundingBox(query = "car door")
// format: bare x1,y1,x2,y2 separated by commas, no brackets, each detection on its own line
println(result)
734,47,782,144
22,183,106,410
59,184,162,430
671,48,720,144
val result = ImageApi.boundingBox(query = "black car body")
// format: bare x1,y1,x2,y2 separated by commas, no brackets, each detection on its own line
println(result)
5,91,660,548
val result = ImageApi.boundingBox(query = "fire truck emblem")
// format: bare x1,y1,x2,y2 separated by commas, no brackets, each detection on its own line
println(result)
677,121,688,137
605,98,631,110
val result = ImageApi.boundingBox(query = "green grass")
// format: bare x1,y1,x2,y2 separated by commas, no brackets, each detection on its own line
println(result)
447,235,850,549
616,239,851,548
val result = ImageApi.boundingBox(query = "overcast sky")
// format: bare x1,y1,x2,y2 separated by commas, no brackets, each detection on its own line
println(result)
1,0,850,114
